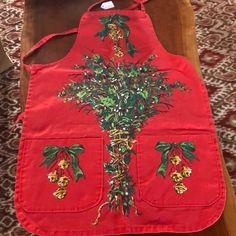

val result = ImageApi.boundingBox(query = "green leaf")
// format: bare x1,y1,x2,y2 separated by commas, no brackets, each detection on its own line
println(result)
153,96,159,103
127,94,136,108
68,144,84,156
119,145,127,153
99,16,112,24
138,90,149,100
115,15,129,23
128,68,138,77
71,155,84,181
156,151,168,177
94,67,104,75
155,142,172,152
126,41,137,57
105,113,114,121
137,103,145,112
104,162,116,174
180,141,195,152
117,22,129,38
183,149,197,163
100,97,115,107
76,91,87,99
123,154,131,164
95,28,109,41
93,54,103,63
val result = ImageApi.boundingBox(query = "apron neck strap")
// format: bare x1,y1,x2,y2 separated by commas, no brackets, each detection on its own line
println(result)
22,27,78,71
87,0,149,12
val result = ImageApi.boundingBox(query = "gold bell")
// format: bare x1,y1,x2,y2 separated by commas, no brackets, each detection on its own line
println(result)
47,170,59,183
57,176,70,187
170,171,183,183
113,45,124,57
174,182,187,194
53,188,67,199
170,155,181,165
58,159,70,169
108,23,117,30
182,166,192,178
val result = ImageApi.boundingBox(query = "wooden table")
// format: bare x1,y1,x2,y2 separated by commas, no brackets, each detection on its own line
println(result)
20,0,236,235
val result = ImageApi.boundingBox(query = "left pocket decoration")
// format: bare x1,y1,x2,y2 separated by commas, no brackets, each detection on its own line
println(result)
40,144,85,199
18,137,103,212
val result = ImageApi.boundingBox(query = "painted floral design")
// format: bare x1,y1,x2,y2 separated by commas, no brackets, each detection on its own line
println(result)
155,141,197,194
58,53,187,224
40,144,84,199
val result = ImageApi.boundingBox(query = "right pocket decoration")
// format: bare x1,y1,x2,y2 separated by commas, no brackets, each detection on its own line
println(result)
155,141,198,194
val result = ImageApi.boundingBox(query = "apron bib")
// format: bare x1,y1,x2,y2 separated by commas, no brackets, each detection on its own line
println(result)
15,0,226,235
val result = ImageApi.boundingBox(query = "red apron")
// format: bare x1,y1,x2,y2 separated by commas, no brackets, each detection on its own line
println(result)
15,0,226,235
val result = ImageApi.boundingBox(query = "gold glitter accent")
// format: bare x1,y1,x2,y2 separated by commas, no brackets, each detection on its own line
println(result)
170,171,183,183
58,159,70,169
92,201,109,225
108,23,123,41
113,45,124,57
182,166,192,177
108,23,117,30
174,182,187,194
57,176,70,187
47,170,59,183
170,155,181,165
107,22,125,57
53,188,67,199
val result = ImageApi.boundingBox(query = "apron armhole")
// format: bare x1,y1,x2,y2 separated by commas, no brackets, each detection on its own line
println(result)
21,27,78,70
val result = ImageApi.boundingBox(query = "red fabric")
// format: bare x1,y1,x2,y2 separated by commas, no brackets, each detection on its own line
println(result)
15,1,226,235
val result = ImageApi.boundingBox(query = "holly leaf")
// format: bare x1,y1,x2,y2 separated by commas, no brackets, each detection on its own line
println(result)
104,162,116,174
180,141,195,152
116,22,129,38
99,16,112,24
137,103,145,112
127,93,136,108
156,151,169,177
95,28,109,40
126,41,137,57
183,149,197,163
115,15,129,23
155,142,172,152
68,144,84,156
123,154,131,164
100,97,115,107
138,90,149,100
76,91,87,99
71,155,84,181
153,96,159,103
40,146,59,167
93,54,103,63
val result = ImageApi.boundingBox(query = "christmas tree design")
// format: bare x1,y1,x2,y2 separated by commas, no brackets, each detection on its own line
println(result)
58,53,187,224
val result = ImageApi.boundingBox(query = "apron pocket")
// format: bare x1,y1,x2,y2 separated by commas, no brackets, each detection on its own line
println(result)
136,133,223,207
18,137,103,212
